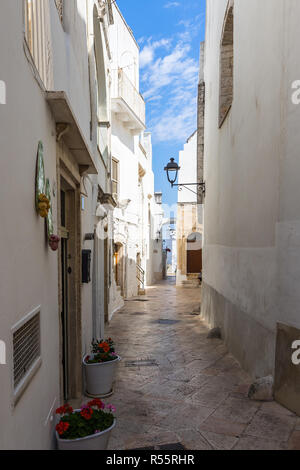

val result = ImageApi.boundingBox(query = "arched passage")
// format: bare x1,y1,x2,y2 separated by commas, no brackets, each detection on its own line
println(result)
114,242,124,295
186,232,202,274
219,2,234,127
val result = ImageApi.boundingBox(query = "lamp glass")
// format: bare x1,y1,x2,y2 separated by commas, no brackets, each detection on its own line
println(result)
164,158,180,185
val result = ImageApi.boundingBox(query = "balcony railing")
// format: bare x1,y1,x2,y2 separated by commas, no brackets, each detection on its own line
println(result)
111,68,145,133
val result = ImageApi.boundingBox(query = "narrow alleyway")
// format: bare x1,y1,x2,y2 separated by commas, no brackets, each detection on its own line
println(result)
106,278,300,450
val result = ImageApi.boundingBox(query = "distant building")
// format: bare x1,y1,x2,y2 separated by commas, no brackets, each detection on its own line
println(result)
108,3,163,315
176,131,203,287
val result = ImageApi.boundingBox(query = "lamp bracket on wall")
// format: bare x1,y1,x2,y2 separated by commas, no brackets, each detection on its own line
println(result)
173,182,206,197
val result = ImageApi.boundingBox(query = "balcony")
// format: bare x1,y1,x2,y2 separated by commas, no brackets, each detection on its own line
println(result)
111,68,146,134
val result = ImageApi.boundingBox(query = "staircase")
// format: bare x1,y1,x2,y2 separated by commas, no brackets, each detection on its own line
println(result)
182,273,201,288
136,264,146,295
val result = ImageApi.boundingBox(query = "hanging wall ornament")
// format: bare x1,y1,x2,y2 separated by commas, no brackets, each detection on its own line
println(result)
49,234,60,252
38,193,50,218
35,141,45,208
35,142,59,249
46,178,54,237
35,141,50,218
46,178,60,251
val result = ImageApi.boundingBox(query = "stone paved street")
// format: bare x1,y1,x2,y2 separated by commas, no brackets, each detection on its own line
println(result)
106,278,300,450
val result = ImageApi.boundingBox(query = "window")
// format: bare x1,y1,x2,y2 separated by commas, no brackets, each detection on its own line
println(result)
23,0,53,88
219,3,234,127
55,0,64,23
24,0,34,54
12,307,42,404
111,158,119,198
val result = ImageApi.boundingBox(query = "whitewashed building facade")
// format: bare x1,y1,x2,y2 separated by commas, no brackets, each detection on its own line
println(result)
176,132,203,287
0,0,116,449
202,0,300,416
108,3,163,317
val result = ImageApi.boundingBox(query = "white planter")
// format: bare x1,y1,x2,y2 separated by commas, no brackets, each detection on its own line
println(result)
83,354,121,397
56,415,116,450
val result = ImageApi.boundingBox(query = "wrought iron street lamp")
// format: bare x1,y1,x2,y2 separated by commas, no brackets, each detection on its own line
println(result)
164,158,180,186
164,158,206,197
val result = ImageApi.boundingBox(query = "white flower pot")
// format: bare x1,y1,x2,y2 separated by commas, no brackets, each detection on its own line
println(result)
56,415,116,450
83,354,121,397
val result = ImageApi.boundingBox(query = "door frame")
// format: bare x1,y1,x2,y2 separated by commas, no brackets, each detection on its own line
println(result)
57,142,82,401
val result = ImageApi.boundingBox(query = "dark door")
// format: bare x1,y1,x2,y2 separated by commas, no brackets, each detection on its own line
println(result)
187,248,202,274
187,232,202,274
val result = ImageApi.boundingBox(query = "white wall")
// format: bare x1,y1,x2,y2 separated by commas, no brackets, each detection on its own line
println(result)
178,131,198,203
109,4,160,309
202,0,300,378
0,1,60,449
0,0,111,449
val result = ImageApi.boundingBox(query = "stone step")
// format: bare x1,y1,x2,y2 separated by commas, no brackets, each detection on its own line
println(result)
182,280,200,285
182,279,201,288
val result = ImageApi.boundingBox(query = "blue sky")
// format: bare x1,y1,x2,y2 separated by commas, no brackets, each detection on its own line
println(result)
117,0,206,208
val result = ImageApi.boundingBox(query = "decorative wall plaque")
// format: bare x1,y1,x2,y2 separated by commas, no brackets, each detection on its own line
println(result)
46,178,54,238
35,141,46,211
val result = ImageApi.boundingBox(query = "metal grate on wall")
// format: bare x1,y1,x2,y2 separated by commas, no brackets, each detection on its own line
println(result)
13,312,41,389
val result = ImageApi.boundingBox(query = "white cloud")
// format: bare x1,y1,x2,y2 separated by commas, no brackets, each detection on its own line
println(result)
146,95,163,103
164,2,180,8
151,99,197,143
139,39,171,69
140,22,200,143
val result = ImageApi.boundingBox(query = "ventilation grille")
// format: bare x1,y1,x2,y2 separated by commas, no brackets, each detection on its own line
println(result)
13,313,41,389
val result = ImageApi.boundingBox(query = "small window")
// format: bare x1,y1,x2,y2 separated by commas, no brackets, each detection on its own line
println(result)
112,158,119,197
12,307,41,404
23,1,52,88
55,0,64,23
24,0,34,55
219,3,234,127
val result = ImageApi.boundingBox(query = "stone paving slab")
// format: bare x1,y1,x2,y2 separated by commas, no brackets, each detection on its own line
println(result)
104,278,299,450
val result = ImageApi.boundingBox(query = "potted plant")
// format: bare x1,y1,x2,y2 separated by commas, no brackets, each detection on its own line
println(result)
55,399,116,450
83,338,121,397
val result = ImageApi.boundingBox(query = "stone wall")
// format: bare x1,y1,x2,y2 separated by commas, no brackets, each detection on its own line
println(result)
197,43,205,206
219,5,233,127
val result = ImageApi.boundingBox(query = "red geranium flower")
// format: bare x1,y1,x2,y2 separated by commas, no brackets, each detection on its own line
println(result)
55,403,73,415
88,398,104,409
80,407,94,420
98,341,110,353
56,421,70,436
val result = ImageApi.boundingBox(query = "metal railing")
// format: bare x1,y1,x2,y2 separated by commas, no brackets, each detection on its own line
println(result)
111,68,145,125
136,264,145,290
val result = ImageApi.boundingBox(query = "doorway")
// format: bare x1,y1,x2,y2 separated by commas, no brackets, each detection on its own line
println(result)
114,243,124,295
59,175,81,401
187,232,202,274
